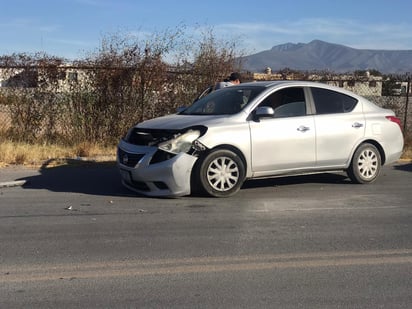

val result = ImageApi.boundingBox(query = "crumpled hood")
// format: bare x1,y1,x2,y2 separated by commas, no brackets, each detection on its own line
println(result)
135,113,231,130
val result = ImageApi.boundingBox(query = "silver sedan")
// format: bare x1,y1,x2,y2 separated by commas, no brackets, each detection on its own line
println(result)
117,81,404,197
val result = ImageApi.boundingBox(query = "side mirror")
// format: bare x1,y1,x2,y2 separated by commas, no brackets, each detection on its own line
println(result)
255,106,275,118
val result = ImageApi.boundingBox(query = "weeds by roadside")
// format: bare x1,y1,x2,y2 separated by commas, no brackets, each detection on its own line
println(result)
402,137,412,160
0,141,116,167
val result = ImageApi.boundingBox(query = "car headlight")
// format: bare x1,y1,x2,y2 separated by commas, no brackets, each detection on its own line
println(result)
158,130,201,154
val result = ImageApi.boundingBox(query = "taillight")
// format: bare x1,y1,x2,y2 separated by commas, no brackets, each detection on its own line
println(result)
385,116,402,130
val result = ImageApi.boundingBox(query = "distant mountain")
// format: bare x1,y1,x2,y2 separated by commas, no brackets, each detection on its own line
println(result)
241,40,412,74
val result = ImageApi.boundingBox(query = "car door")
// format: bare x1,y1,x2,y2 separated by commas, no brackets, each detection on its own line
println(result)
248,87,316,176
310,87,365,167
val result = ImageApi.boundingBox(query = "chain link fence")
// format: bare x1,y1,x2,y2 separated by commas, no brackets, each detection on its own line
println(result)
0,70,411,146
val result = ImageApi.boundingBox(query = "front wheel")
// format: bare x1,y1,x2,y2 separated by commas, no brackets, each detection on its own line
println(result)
194,149,245,197
347,143,381,184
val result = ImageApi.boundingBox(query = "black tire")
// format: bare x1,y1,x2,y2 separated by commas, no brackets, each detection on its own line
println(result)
194,149,245,197
347,143,381,184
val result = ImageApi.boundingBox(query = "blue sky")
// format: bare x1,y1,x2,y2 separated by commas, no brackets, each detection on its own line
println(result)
1,0,411,60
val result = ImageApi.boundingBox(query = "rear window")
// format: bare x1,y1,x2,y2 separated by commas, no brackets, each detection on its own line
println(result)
311,87,358,114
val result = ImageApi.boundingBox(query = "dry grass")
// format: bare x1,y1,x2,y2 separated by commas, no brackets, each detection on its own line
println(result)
0,140,410,168
0,141,116,167
400,135,412,161
402,146,412,160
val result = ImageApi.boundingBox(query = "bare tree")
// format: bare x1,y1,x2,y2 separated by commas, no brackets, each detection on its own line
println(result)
190,26,245,92
70,28,184,143
0,25,247,145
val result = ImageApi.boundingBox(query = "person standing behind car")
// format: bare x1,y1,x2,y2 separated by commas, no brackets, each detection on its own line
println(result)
214,72,241,90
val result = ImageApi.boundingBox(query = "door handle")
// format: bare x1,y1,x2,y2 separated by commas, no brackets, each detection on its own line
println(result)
352,122,364,128
297,126,310,132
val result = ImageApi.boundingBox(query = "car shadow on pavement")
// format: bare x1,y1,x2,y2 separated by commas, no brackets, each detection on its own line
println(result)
242,172,350,190
18,159,132,197
16,161,410,197
394,162,412,172
242,162,411,190
17,160,349,197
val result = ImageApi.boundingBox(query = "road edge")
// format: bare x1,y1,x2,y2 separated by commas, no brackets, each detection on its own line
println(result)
0,180,27,188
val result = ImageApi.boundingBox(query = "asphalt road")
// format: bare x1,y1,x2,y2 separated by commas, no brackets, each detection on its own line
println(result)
0,162,411,308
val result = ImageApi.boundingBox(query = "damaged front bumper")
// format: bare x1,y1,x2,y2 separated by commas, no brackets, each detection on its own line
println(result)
117,139,198,197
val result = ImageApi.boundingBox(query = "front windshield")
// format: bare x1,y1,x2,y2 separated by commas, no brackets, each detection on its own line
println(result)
181,86,265,115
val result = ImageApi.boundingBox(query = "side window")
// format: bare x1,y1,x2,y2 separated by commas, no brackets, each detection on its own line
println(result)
274,101,306,118
259,87,307,118
311,87,358,114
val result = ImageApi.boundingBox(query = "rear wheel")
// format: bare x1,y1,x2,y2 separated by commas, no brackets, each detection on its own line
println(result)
195,149,245,197
347,143,381,184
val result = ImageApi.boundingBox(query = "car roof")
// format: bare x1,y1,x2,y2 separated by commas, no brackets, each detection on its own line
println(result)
235,80,366,100
239,80,336,89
